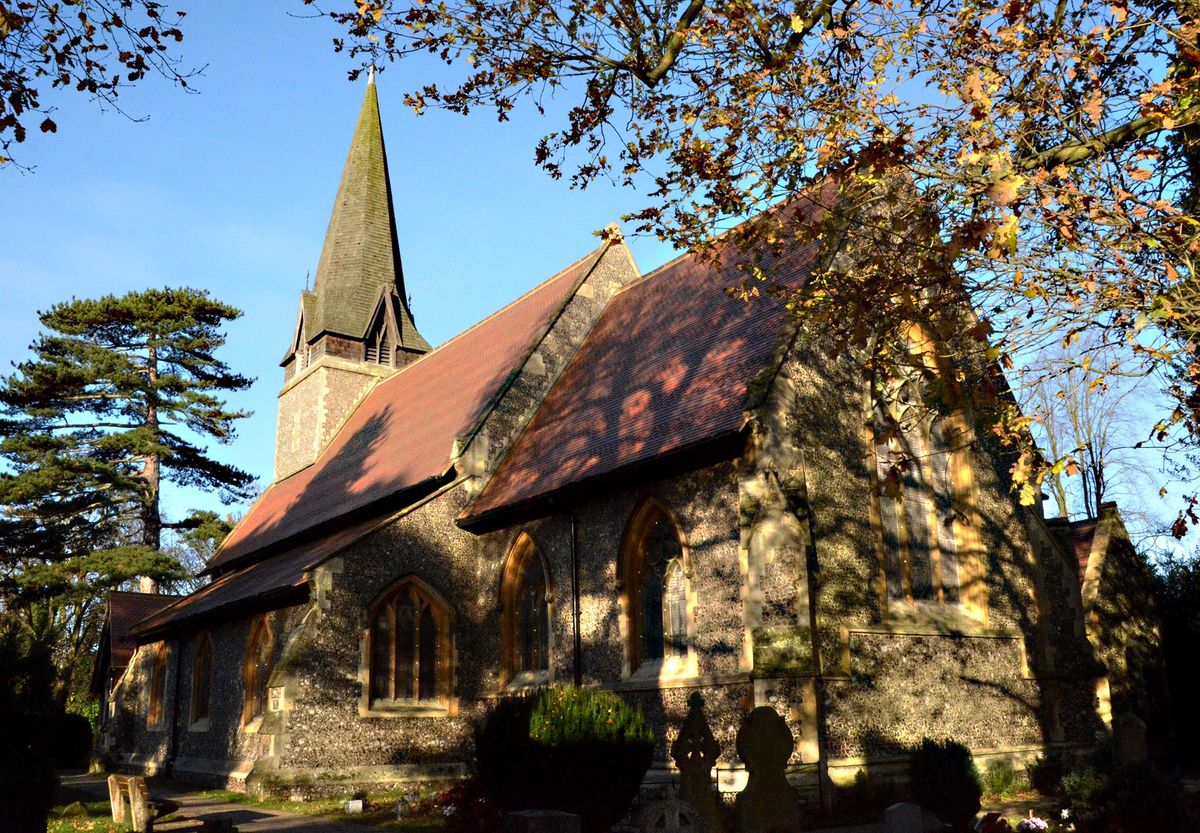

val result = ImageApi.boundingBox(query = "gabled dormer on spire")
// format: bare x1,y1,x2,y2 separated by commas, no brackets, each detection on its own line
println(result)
275,73,430,482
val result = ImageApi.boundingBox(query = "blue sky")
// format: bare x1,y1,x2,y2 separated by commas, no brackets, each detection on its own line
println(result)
0,3,679,522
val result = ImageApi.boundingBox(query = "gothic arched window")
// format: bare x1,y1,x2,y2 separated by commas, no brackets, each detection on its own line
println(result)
368,577,452,708
501,533,551,685
147,642,169,727
242,616,274,724
872,366,962,607
190,632,213,725
620,500,692,675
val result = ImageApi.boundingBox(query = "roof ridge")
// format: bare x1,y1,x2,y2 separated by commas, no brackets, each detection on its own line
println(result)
348,241,611,398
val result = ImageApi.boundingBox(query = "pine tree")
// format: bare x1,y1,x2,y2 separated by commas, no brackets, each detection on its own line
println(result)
0,288,255,603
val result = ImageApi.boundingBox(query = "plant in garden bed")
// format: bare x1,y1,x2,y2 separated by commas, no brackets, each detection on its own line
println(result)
476,686,654,833
909,738,983,833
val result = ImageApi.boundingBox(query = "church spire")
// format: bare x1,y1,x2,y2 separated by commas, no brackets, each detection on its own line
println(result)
307,71,429,353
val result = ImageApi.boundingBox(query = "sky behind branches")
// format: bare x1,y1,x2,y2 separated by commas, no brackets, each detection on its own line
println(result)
0,2,678,523
0,1,1193,559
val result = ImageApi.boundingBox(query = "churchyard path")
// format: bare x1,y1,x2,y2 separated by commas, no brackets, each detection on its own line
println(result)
59,772,377,833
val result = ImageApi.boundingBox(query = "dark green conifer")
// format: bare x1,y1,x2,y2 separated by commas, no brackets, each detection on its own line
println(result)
0,288,255,602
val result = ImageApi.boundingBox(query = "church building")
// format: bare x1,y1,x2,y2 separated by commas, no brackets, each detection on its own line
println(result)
98,75,1119,801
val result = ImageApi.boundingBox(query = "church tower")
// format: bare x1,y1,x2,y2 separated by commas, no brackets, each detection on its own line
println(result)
275,72,430,481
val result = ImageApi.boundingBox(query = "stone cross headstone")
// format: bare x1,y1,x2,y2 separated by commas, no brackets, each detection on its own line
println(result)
504,809,582,833
107,775,127,824
1113,712,1148,765
670,692,724,833
732,706,802,833
884,802,923,833
639,798,706,833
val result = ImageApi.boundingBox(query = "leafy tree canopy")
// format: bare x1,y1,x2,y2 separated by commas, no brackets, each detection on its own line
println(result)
308,0,1200,525
0,0,194,166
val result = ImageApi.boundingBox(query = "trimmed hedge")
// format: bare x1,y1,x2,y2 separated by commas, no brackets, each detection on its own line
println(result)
476,687,654,833
910,738,982,832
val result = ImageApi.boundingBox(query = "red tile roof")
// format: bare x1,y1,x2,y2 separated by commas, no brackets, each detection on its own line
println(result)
461,205,826,525
1046,517,1099,581
107,591,183,669
131,516,391,639
208,246,600,573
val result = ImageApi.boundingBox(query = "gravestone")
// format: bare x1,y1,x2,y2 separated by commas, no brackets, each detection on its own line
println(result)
107,775,127,824
344,799,365,814
670,692,724,833
128,776,152,833
884,801,922,833
1113,713,1147,765
732,707,802,833
639,798,707,833
504,809,582,833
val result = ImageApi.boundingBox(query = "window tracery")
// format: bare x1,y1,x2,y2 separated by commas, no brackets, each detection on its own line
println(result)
620,500,693,675
368,578,452,707
501,534,551,685
242,616,273,724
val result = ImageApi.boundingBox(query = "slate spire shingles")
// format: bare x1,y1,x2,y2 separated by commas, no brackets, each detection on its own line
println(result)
308,73,429,352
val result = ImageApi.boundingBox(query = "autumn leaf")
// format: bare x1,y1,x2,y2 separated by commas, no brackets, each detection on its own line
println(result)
39,117,56,133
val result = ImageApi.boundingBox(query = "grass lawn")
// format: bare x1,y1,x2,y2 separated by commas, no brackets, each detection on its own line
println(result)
47,783,130,833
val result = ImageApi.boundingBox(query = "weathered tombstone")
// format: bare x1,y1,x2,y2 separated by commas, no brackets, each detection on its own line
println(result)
884,801,922,833
1113,713,1148,765
107,775,127,824
639,798,707,833
60,801,88,817
128,776,152,833
670,692,724,833
344,799,365,814
732,707,802,833
504,809,582,833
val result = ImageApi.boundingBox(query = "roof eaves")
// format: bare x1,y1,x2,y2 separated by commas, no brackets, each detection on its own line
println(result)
458,427,747,532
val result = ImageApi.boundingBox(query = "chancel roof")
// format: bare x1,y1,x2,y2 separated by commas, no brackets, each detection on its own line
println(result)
460,202,826,526
91,591,182,691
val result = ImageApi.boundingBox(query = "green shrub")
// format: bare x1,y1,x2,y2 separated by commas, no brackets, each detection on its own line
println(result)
475,687,654,833
1026,752,1067,797
51,712,93,768
909,738,982,832
0,623,59,833
981,758,1025,798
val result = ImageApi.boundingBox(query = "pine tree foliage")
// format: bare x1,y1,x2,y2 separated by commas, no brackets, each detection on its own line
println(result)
0,287,255,607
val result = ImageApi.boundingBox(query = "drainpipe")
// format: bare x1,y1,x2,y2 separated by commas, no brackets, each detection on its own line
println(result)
570,513,583,687
167,639,182,776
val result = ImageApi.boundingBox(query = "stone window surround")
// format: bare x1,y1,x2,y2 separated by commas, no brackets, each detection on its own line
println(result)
616,496,700,683
241,615,274,730
499,531,555,689
188,630,213,731
865,326,988,625
358,573,458,718
145,642,169,732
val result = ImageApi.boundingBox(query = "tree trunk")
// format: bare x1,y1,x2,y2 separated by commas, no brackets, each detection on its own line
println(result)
140,339,161,593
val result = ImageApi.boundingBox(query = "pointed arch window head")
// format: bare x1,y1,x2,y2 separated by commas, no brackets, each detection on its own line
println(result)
872,358,963,608
242,617,274,725
190,632,213,726
621,500,694,676
501,533,551,686
367,577,453,709
147,642,169,728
